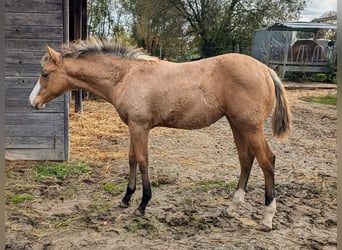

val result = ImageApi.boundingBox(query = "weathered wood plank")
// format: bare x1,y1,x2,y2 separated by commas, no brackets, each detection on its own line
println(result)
5,0,62,13
5,98,66,113
4,0,69,161
5,148,66,161
5,39,62,52
6,125,65,137
6,136,65,149
5,13,63,27
5,51,47,65
5,63,40,77
5,77,39,88
5,113,65,126
5,88,65,103
6,87,40,98
5,26,64,40
277,65,332,73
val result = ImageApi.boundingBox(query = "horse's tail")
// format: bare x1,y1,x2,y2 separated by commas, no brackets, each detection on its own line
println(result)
269,69,291,139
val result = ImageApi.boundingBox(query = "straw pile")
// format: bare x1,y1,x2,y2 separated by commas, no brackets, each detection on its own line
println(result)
69,99,129,164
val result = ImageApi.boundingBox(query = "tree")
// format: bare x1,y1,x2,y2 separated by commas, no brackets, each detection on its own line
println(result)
88,0,308,59
122,0,188,59
167,0,308,58
87,0,129,38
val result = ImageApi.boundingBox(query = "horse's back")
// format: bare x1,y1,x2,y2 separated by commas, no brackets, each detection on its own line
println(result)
121,53,276,130
184,53,274,92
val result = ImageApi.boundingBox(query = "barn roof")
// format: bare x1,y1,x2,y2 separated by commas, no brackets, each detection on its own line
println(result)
268,22,337,32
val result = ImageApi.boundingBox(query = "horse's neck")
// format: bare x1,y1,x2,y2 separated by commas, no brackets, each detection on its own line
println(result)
64,57,127,103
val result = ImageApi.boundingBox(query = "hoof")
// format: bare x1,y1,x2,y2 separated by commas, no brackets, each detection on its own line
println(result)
119,201,130,208
135,207,145,216
258,223,272,232
222,209,236,219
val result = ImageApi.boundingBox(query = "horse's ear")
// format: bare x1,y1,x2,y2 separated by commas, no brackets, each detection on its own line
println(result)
47,46,62,65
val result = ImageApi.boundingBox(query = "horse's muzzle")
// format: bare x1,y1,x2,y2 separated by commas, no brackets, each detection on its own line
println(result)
30,101,45,110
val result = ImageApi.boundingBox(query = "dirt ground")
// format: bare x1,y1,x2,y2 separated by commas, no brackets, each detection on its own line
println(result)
5,86,337,249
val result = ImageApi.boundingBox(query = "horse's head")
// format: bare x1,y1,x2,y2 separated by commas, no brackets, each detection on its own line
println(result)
29,46,71,110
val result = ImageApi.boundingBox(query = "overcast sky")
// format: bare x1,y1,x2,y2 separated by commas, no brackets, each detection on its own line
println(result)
299,0,337,21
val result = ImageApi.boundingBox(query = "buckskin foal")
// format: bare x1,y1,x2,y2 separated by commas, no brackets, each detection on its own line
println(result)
29,37,291,231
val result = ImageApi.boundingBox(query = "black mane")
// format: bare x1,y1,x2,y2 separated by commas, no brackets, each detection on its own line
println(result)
41,37,157,66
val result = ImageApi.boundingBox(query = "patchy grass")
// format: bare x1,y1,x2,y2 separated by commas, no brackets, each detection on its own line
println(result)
103,182,126,195
127,217,162,236
54,219,71,228
192,179,237,194
304,94,337,105
89,194,112,215
7,193,35,204
150,177,174,188
151,178,163,188
34,160,91,179
196,179,225,192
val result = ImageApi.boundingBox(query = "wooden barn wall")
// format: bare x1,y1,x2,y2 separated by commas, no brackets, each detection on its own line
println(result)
5,0,69,160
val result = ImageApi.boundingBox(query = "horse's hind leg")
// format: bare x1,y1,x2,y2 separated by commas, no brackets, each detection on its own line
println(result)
248,132,276,231
226,125,255,217
226,123,276,231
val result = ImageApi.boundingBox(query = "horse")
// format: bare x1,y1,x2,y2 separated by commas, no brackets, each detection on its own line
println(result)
29,37,291,231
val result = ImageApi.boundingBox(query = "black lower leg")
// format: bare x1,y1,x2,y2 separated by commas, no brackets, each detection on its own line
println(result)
137,183,152,215
121,186,136,207
237,155,255,193
237,170,252,193
265,190,275,206
265,156,275,206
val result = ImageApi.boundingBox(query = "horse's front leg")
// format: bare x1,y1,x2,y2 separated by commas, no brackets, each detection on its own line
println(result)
120,137,137,208
128,121,152,216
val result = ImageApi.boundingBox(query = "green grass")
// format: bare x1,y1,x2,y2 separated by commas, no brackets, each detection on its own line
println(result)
89,194,112,215
195,179,225,192
284,72,336,83
151,178,164,188
7,194,35,204
34,160,91,179
305,94,337,105
54,219,70,228
127,217,162,236
103,182,125,195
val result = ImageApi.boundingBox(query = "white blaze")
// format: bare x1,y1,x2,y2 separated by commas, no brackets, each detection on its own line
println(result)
29,80,41,107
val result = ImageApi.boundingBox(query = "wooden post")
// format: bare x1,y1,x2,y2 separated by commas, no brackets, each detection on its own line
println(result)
70,0,87,113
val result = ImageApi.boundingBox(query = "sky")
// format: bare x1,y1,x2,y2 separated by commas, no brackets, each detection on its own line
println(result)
299,0,337,21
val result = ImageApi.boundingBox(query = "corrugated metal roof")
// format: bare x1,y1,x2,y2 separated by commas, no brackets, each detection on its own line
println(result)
268,22,337,32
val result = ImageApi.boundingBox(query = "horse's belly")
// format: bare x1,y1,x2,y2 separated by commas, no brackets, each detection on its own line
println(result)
157,107,223,130
149,84,224,129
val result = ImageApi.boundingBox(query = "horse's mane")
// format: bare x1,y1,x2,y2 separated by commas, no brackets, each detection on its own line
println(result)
41,37,157,66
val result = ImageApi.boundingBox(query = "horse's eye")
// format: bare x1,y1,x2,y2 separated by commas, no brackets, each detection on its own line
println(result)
42,72,49,78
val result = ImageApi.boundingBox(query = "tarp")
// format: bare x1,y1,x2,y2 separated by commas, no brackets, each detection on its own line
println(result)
250,28,296,63
250,22,337,63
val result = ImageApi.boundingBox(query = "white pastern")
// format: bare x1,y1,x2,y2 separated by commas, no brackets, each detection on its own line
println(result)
29,80,41,107
226,189,245,217
262,199,276,229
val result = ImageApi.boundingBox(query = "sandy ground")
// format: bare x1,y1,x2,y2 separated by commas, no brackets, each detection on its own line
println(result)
5,86,337,249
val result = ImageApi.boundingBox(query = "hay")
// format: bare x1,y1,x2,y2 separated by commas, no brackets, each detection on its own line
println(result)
69,100,128,164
